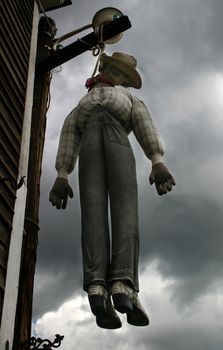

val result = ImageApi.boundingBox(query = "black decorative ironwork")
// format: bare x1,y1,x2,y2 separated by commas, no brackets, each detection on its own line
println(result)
23,334,64,349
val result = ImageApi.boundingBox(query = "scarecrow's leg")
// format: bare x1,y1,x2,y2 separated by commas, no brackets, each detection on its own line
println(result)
103,120,139,292
79,121,110,292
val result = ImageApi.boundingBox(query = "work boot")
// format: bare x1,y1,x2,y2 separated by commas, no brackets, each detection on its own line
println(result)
88,284,122,329
111,281,149,326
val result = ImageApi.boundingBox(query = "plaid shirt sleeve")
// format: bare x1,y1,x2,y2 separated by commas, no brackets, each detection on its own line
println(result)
55,108,81,174
131,96,164,159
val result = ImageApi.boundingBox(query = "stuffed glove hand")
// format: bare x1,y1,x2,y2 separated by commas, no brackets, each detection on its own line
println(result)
149,162,176,196
49,177,73,209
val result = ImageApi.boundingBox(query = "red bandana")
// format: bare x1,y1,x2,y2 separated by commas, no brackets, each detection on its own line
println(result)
85,74,114,91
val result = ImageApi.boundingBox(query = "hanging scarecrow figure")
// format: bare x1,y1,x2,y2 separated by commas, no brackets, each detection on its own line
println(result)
49,52,175,329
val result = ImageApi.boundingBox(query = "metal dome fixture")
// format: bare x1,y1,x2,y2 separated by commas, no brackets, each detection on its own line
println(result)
92,7,124,44
53,7,124,50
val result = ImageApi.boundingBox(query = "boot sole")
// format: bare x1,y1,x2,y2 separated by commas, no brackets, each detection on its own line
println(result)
127,304,149,326
89,295,122,329
112,294,133,313
96,313,122,329
88,295,106,316
113,294,149,326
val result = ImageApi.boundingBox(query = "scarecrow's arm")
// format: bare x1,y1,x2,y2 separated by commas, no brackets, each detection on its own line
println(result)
131,97,164,164
49,109,80,209
55,108,81,179
131,97,176,195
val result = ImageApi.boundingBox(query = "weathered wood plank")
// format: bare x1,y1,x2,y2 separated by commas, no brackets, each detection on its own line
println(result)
0,272,5,290
0,244,7,269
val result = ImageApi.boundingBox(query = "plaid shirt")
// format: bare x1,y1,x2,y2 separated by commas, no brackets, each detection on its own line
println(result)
56,85,164,175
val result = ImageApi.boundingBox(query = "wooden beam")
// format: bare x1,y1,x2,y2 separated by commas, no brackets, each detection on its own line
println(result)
37,15,131,73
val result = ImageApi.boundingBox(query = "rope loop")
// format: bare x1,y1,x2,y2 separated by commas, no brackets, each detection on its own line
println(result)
90,24,106,77
92,46,101,56
78,25,106,78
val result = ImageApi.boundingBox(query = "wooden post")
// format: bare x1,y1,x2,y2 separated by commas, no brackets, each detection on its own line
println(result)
13,16,57,350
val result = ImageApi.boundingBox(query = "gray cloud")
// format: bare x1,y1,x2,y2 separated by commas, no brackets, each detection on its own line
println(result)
33,171,82,318
139,194,223,303
142,325,223,350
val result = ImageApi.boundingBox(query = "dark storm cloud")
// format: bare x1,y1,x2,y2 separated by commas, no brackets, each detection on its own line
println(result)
112,0,223,140
139,194,223,304
33,0,223,330
140,322,223,350
33,173,82,318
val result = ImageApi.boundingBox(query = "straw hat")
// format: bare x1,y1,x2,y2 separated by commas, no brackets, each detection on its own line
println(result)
100,52,142,89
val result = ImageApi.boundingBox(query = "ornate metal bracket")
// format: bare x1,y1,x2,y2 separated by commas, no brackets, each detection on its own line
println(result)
23,334,64,349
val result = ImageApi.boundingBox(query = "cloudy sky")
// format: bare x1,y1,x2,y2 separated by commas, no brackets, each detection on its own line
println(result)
33,0,223,349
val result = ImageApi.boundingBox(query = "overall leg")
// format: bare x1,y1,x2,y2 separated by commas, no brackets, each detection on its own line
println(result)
79,113,122,329
103,114,149,327
103,117,139,291
79,119,110,292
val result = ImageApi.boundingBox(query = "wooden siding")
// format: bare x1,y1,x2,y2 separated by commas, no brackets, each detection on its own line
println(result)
0,0,34,325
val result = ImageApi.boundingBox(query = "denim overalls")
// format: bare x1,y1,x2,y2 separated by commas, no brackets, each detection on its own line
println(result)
78,106,139,292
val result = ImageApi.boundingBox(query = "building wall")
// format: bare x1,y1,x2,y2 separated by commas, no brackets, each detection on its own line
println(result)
0,0,35,325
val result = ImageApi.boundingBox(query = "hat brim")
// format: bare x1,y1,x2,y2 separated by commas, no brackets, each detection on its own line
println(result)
100,54,142,89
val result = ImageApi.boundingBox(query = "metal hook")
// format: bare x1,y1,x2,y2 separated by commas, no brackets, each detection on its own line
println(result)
0,176,26,190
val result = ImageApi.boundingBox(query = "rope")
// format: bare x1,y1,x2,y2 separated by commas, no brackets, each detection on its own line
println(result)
36,0,56,36
46,72,53,112
90,24,106,77
77,25,106,77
